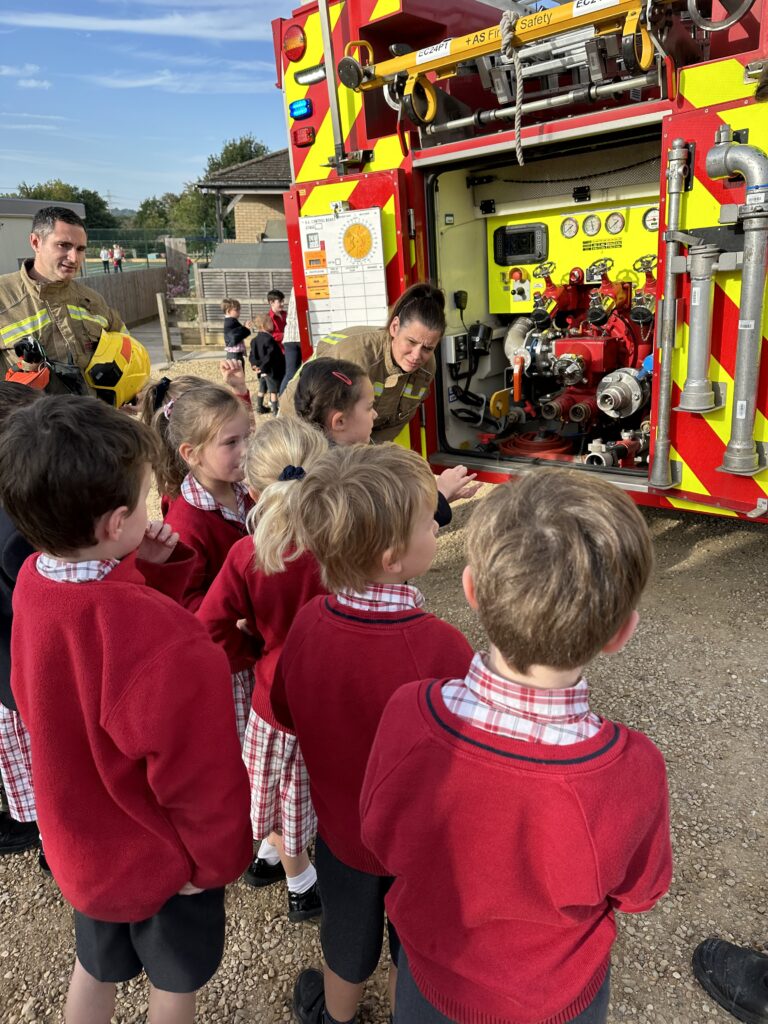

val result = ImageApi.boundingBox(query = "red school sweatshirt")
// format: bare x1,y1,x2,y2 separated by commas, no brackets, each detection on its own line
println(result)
271,595,473,873
163,493,251,611
197,537,326,729
11,548,252,923
360,679,673,1024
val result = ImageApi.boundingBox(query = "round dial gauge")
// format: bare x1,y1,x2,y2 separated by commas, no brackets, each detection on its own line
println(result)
605,212,625,235
342,223,373,260
582,214,602,237
560,216,578,239
642,207,660,232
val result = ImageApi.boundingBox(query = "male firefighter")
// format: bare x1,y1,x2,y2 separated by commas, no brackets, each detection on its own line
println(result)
0,206,125,393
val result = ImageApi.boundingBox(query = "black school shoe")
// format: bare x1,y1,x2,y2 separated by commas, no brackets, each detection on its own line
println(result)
0,813,38,855
692,937,768,1023
288,881,322,923
292,968,325,1024
243,856,286,889
38,848,51,876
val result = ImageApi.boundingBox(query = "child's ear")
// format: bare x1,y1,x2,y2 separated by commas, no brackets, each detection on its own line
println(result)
96,507,129,543
327,410,345,435
602,609,639,655
462,565,479,609
178,441,195,466
381,546,402,575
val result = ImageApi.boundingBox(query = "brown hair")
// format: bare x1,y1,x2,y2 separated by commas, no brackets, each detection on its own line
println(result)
293,357,369,432
467,470,653,673
292,443,437,592
252,312,273,334
387,282,446,335
221,298,241,314
245,418,329,573
0,381,44,432
0,395,159,555
138,374,208,497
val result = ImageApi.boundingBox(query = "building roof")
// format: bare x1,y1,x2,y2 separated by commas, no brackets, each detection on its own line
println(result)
198,149,291,190
209,241,292,271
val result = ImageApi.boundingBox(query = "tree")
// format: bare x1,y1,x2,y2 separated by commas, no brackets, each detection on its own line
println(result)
11,180,119,229
134,195,171,231
204,134,268,179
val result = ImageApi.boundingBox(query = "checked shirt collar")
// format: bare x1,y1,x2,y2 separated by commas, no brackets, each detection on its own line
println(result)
442,651,601,746
336,582,425,613
36,554,119,583
181,473,249,526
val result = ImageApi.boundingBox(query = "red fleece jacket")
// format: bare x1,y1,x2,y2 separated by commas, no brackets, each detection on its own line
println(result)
271,595,472,873
197,538,326,729
11,547,252,922
360,679,673,1024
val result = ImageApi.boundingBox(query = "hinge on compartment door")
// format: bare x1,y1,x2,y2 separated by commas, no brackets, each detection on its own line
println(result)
407,209,416,239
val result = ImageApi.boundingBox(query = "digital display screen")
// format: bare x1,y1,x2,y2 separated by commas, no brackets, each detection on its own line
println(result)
506,230,535,255
493,224,547,265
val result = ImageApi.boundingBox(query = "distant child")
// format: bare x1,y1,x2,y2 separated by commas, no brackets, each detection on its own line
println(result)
271,443,473,1024
221,298,249,368
198,418,328,922
0,383,44,864
279,289,302,395
249,313,285,417
267,289,286,349
293,356,481,524
361,470,673,1024
0,396,251,1024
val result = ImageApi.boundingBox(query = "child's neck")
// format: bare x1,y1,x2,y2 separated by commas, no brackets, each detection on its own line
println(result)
192,472,238,511
366,571,411,588
44,542,119,565
487,646,583,691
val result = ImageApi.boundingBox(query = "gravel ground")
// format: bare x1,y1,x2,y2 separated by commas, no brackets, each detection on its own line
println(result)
0,358,765,1023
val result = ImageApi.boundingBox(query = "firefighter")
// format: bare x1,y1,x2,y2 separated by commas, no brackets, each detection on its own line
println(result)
0,206,125,394
281,282,445,443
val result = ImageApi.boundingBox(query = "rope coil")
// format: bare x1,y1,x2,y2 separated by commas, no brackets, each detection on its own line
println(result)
500,10,525,166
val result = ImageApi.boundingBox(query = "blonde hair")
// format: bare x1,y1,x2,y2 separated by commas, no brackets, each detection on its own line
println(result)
467,470,653,673
246,418,328,573
291,443,437,593
155,383,246,498
221,298,240,314
252,312,273,333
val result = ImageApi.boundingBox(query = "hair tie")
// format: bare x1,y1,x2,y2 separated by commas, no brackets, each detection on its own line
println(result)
153,376,172,411
163,398,174,420
278,464,305,482
331,370,352,386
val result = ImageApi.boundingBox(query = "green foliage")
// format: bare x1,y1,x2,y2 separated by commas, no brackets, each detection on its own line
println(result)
134,196,170,230
10,179,119,229
204,134,268,178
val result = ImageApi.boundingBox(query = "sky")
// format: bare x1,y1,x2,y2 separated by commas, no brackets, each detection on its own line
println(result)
0,0,298,209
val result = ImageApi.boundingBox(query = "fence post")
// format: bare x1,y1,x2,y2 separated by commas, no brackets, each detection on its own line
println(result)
156,292,174,363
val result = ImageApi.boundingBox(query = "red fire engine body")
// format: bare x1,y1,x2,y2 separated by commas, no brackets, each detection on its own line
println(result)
273,0,768,521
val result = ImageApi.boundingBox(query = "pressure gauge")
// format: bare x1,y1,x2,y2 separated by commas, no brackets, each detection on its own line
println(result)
583,214,601,237
560,217,578,239
643,207,660,231
606,212,625,235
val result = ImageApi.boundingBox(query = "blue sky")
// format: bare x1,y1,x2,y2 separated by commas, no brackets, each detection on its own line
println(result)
0,0,297,209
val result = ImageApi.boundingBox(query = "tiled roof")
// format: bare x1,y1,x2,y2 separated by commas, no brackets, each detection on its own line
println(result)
199,149,291,189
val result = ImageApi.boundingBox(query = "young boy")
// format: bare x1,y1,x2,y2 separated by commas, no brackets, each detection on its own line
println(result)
249,312,286,416
221,298,250,368
361,470,673,1024
271,443,473,1024
267,288,286,349
0,396,252,1024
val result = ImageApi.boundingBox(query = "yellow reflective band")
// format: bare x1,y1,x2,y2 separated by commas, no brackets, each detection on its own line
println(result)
320,333,346,346
373,381,384,396
0,309,51,343
402,384,427,400
67,305,108,329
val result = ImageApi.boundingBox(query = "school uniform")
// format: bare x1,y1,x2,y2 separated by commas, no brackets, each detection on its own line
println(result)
249,331,286,395
223,316,249,366
360,653,673,1024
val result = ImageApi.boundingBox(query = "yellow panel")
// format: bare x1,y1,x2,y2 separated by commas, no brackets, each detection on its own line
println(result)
284,4,343,106
669,444,710,495
370,0,401,21
381,196,397,266
679,59,755,109
667,495,737,516
370,133,407,172
299,180,358,218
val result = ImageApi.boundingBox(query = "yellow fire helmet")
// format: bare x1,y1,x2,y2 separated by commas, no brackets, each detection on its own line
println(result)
85,330,151,407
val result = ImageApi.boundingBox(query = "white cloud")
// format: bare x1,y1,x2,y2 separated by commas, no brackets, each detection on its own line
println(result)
108,45,276,73
8,112,68,121
82,68,275,94
0,121,59,130
0,10,273,41
0,63,39,76
18,78,51,89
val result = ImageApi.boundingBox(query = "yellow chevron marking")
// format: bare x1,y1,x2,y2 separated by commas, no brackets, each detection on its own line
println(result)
370,0,402,21
667,494,737,516
666,445,735,516
380,195,398,266
669,444,710,494
285,5,341,106
370,133,407,171
679,59,754,109
299,180,358,217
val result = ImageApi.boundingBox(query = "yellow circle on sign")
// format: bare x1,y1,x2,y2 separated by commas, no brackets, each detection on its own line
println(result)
343,223,373,260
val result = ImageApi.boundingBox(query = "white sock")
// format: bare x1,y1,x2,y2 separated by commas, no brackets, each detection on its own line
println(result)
257,839,281,866
285,862,317,895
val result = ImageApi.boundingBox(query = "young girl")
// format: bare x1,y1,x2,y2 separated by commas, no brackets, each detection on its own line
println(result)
249,313,286,416
197,418,328,922
221,298,249,367
293,357,481,520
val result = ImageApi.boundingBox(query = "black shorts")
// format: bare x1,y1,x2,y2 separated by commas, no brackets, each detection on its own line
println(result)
74,888,225,993
262,374,281,394
315,835,400,984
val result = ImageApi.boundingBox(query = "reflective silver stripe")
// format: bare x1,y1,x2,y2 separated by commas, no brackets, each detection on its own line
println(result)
66,305,108,329
0,309,51,344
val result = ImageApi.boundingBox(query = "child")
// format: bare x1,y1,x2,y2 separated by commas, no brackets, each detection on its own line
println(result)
279,289,302,395
270,443,473,1024
361,470,673,1024
0,395,251,1024
198,418,328,922
267,289,287,349
221,298,249,368
293,356,481,524
0,383,43,864
249,313,286,416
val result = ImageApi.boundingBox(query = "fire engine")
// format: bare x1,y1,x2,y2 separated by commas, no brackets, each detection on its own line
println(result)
272,0,768,520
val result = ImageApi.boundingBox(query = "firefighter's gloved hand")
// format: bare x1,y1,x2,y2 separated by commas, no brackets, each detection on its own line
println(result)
437,465,482,503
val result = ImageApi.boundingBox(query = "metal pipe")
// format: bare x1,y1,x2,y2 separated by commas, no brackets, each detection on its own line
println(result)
425,70,658,135
317,0,347,172
648,138,689,488
676,243,720,412
706,127,768,474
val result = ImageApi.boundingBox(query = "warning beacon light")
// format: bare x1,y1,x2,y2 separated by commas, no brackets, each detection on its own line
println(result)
289,98,313,120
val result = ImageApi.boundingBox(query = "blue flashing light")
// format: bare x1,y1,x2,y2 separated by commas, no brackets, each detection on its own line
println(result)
289,98,313,121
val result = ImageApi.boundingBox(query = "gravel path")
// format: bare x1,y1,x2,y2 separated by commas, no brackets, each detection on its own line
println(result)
1,359,765,1023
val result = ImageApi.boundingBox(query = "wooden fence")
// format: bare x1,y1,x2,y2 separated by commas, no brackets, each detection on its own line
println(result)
82,267,168,327
195,266,293,338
